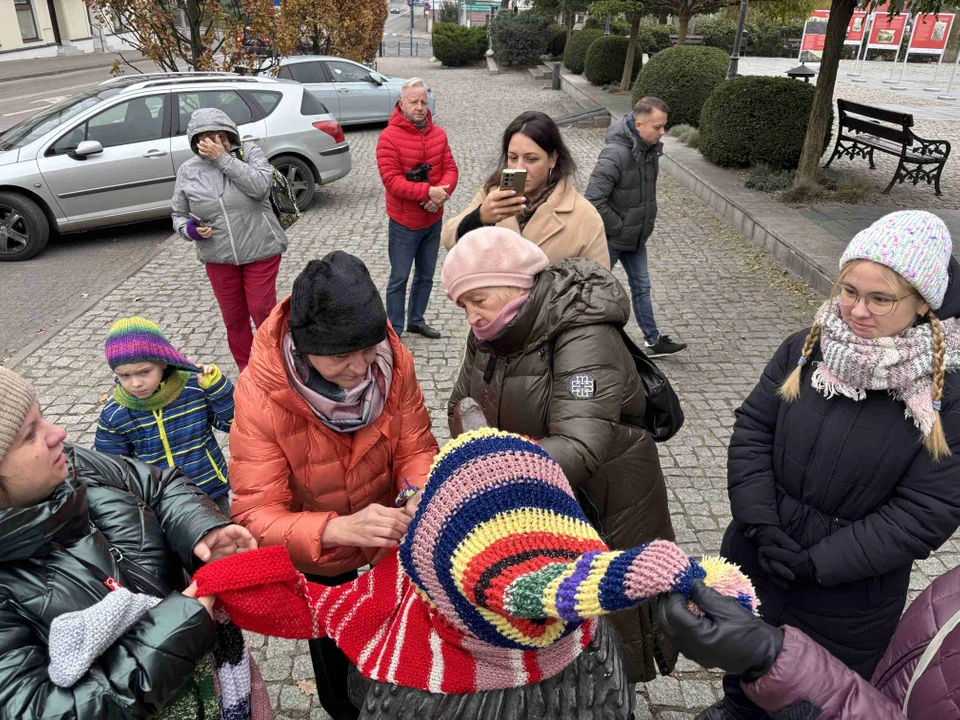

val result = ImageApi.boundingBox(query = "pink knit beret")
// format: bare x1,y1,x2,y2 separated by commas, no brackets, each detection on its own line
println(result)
441,227,550,303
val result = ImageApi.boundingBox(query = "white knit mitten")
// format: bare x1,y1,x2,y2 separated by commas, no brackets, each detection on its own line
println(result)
48,588,161,687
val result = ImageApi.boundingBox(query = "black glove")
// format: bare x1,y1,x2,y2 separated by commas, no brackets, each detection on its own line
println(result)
758,545,818,584
656,580,784,682
744,524,801,553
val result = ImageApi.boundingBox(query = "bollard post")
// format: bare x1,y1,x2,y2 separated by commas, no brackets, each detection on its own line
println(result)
379,41,384,57
552,61,561,90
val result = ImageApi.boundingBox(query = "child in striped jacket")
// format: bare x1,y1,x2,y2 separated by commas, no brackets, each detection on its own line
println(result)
95,317,235,515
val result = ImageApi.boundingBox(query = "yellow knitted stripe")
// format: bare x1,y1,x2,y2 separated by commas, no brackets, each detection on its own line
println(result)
473,604,567,648
427,427,516,481
542,561,579,619
574,550,619,617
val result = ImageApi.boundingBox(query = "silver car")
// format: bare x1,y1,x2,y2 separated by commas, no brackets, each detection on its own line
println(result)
277,56,436,125
0,72,351,261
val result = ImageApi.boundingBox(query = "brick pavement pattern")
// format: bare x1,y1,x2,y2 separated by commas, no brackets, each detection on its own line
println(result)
8,57,960,719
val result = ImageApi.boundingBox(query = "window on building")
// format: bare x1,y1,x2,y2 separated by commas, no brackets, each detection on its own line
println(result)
15,0,40,42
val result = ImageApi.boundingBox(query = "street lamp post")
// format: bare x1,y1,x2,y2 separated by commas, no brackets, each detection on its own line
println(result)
727,0,749,79
409,0,414,55
604,13,611,36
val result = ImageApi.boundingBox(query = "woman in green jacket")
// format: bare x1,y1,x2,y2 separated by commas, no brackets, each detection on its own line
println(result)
442,226,676,685
0,366,256,719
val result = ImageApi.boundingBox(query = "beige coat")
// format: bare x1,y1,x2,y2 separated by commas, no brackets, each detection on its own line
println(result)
441,179,610,269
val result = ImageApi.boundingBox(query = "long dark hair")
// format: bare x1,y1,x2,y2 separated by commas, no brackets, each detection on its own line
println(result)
483,111,576,193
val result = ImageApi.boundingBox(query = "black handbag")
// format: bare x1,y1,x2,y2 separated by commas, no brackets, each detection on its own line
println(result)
617,328,684,442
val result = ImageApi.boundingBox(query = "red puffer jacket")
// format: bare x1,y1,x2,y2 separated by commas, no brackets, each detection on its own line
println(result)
743,564,960,719
376,106,458,231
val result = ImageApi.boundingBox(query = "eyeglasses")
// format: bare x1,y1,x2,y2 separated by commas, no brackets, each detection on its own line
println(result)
836,283,916,316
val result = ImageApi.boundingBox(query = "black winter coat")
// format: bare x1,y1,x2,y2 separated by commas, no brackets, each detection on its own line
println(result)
584,114,660,252
724,267,960,677
0,446,230,719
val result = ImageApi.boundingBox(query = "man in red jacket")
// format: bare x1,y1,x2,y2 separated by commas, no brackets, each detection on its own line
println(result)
376,78,458,340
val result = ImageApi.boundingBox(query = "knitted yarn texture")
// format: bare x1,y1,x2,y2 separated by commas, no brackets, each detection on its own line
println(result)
0,366,35,461
105,317,199,372
195,429,757,693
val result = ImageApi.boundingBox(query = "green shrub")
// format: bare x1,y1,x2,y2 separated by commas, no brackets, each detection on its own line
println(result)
698,76,834,170
546,23,567,57
632,45,728,128
745,165,795,192
697,18,739,51
432,23,487,67
490,11,549,67
610,18,631,36
563,28,603,73
584,35,640,86
638,25,673,55
747,21,788,58
669,123,696,138
584,16,631,35
439,1,459,24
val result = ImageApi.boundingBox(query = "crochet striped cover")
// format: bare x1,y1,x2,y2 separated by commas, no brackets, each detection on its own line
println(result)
105,316,199,371
196,429,756,693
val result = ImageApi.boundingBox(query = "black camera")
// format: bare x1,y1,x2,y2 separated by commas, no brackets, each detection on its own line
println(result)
405,163,432,183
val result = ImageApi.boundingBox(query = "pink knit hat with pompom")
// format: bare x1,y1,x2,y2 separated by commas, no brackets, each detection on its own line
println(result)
442,227,550,304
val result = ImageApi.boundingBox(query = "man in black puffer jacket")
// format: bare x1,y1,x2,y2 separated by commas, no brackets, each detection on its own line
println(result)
585,97,686,359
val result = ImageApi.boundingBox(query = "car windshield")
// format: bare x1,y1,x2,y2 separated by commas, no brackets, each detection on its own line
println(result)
0,88,122,151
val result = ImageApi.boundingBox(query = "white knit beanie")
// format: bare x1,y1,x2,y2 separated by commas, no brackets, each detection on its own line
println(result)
840,210,953,309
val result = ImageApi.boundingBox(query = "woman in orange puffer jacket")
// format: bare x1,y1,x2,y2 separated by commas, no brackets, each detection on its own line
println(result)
229,252,438,720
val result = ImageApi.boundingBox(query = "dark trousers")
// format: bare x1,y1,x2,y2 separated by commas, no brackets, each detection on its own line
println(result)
305,569,360,720
205,254,281,372
609,246,659,345
386,219,441,333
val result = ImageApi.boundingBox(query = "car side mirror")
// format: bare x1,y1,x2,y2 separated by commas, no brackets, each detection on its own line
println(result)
367,74,383,86
71,140,103,160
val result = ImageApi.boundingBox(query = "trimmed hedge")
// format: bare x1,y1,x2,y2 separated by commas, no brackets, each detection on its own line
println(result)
698,76,834,170
490,11,549,67
563,28,603,74
546,23,567,57
584,35,640,86
632,45,728,128
584,16,631,35
432,23,487,67
638,25,673,55
697,18,738,51
438,1,458,24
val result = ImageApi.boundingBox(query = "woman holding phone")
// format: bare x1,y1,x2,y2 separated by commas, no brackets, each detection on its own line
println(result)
172,107,288,373
441,111,609,268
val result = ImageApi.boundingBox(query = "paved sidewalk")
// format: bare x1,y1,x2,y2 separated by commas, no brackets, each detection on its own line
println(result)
0,50,154,83
9,57,959,718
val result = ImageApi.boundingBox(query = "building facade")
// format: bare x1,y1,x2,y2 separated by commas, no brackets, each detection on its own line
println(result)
0,0,132,61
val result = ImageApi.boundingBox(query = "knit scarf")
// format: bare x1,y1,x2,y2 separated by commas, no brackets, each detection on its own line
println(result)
472,293,529,342
282,332,393,433
811,300,960,435
516,180,559,231
113,370,190,412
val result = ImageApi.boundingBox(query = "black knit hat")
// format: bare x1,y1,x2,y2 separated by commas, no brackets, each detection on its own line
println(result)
290,252,388,356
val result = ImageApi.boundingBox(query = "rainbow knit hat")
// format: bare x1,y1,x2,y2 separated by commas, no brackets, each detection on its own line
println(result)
195,430,756,693
105,317,199,372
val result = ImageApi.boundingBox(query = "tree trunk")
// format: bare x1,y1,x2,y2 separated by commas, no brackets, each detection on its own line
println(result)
795,0,856,186
620,15,641,92
565,7,575,47
676,2,691,45
185,0,204,70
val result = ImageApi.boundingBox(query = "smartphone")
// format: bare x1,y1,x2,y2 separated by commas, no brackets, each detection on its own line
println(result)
499,168,527,197
188,212,206,227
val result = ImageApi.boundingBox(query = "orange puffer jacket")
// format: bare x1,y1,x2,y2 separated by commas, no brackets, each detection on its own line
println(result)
229,297,439,576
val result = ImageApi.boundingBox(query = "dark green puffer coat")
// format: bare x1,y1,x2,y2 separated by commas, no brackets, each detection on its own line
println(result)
0,445,230,719
447,258,676,682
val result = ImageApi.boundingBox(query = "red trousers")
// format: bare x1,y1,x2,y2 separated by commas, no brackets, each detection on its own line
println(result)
205,254,282,372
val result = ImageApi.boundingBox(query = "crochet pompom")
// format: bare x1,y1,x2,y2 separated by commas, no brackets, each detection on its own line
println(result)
694,556,759,615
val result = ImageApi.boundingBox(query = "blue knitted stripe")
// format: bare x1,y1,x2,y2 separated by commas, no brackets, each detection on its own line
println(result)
670,559,707,597
597,546,646,612
555,550,602,622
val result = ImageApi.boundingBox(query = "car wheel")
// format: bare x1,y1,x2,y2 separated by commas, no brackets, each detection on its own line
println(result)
272,155,316,210
0,192,50,262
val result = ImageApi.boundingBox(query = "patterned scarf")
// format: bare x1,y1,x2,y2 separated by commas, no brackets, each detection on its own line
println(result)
516,180,559,231
113,371,190,412
810,300,960,435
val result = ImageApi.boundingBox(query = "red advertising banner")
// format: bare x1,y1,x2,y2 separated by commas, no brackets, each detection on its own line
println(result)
908,13,954,54
800,10,830,61
845,11,869,44
868,12,909,49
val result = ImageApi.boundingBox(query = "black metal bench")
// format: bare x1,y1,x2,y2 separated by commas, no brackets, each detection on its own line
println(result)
669,34,705,46
824,99,950,195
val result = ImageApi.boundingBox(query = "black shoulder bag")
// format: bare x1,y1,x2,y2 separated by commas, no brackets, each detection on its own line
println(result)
617,328,685,443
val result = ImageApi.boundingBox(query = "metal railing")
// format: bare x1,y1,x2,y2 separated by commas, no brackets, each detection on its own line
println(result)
379,40,433,57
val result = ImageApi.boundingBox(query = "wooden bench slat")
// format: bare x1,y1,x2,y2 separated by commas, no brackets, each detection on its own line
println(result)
838,99,913,128
842,116,908,145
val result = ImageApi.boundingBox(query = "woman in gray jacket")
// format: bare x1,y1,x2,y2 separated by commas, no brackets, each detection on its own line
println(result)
173,107,288,372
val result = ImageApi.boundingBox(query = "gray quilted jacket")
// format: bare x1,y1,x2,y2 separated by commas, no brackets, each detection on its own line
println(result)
172,108,288,266
584,114,661,252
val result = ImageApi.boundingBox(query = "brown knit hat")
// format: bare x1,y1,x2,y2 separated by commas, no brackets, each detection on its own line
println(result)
0,367,36,461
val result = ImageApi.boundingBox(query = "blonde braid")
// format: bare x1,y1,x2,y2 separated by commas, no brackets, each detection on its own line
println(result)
924,311,951,462
778,324,822,403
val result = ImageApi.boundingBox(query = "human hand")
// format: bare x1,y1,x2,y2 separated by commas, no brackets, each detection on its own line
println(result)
427,184,450,204
183,581,217,619
197,363,216,377
657,580,783,681
478,188,526,225
193,524,258,562
402,491,421,519
744,524,801,552
196,224,213,239
423,200,441,213
321,504,412,549
198,136,227,160
758,545,817,586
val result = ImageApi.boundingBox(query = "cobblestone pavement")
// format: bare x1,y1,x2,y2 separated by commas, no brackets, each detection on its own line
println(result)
8,57,960,718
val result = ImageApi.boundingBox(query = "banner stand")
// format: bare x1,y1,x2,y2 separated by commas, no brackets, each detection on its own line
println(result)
924,53,947,91
939,53,959,100
851,14,876,82
890,19,915,90
846,12,871,77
